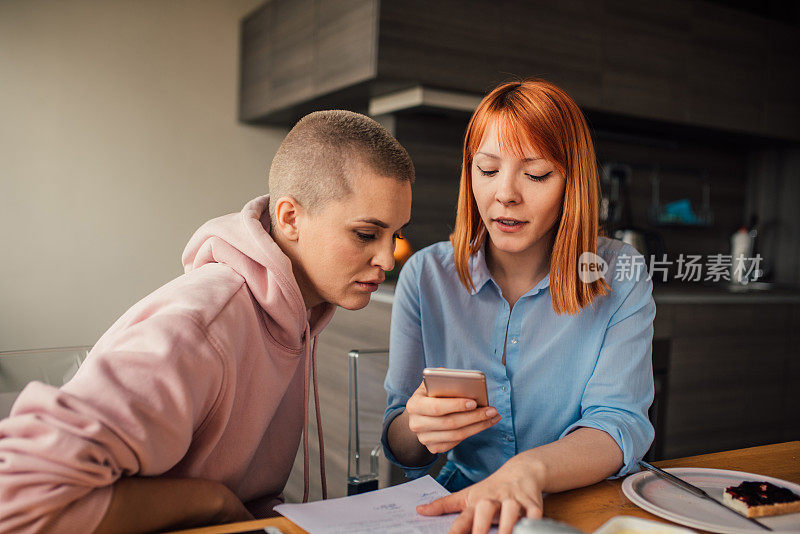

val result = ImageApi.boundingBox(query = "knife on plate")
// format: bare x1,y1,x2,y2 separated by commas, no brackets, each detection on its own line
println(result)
637,460,772,531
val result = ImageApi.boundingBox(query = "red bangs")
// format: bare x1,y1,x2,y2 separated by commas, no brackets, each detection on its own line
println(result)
466,89,565,177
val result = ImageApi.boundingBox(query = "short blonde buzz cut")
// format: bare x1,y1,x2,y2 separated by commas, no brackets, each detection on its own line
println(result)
268,110,415,221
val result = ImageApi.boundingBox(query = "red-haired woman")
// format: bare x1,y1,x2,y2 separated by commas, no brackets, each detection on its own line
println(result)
382,79,655,534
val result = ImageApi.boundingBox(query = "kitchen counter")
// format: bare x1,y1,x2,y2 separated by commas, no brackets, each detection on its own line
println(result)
652,282,800,304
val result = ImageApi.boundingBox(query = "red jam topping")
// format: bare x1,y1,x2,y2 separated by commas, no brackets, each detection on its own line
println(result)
726,481,800,506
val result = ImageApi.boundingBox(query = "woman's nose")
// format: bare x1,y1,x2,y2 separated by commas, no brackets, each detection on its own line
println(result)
495,173,520,205
372,239,396,272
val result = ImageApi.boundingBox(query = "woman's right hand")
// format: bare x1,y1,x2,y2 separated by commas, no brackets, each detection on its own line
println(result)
405,381,502,454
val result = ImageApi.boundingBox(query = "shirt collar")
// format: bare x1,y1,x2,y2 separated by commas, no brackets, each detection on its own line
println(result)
468,243,552,297
468,245,493,295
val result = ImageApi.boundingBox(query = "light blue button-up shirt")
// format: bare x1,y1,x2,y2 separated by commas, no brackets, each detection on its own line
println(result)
382,237,655,483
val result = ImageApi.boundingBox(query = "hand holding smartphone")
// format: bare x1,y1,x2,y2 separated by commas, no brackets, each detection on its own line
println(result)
404,367,499,455
422,368,489,407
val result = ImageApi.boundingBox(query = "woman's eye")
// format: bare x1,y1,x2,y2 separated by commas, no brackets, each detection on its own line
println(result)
355,232,376,242
525,171,552,182
476,165,497,177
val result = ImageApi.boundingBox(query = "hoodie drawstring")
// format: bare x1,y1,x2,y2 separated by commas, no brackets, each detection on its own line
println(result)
301,324,327,502
311,336,327,499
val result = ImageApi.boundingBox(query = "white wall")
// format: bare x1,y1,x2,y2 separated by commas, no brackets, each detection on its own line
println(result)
0,0,285,351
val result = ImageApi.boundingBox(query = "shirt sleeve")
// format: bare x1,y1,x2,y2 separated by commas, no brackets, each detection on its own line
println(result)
559,258,656,477
0,313,225,533
381,254,441,478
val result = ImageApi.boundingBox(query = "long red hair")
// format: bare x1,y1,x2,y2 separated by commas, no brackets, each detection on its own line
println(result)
451,78,608,314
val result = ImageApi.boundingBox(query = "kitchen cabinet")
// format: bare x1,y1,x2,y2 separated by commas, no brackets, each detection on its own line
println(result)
790,305,800,441
654,298,800,459
239,0,377,123
240,0,800,141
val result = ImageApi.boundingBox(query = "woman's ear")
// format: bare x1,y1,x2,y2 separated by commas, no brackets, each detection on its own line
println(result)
274,196,303,242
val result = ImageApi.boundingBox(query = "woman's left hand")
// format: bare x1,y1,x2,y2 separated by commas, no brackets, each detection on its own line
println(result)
416,455,546,534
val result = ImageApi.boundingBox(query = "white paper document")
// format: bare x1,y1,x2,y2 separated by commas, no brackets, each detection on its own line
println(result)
275,475,463,533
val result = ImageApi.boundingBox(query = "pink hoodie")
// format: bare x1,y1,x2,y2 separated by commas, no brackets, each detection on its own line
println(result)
0,196,335,533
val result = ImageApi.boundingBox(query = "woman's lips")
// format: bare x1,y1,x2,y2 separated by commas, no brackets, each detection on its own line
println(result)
354,281,380,292
493,218,527,233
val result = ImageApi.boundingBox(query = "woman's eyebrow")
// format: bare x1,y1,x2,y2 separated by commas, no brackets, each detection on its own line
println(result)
476,151,543,162
355,217,388,228
354,218,411,229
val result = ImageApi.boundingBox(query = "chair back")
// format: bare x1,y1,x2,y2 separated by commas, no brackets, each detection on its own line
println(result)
347,348,390,495
0,346,91,418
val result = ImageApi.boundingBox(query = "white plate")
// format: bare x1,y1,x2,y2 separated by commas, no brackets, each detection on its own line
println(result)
593,515,695,534
622,468,800,533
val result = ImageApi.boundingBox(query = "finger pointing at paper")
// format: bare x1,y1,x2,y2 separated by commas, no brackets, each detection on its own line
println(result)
417,455,544,534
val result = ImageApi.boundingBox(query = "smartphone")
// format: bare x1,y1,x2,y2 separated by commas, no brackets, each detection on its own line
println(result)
422,368,489,407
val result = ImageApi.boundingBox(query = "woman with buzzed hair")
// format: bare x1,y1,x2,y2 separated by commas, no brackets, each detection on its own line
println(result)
0,110,414,533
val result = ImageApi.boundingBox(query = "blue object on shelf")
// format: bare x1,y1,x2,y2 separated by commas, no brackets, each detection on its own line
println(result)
660,198,700,225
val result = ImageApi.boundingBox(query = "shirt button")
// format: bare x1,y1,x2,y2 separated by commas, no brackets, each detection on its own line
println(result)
504,434,513,442
500,385,507,392
510,338,518,344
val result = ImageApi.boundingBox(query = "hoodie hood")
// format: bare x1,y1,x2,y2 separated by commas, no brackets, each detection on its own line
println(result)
182,195,335,348
183,195,334,502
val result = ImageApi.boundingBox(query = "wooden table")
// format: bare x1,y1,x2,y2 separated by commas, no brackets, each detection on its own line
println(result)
545,441,799,531
174,441,800,534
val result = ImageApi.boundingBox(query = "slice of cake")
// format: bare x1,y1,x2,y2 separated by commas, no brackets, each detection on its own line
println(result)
723,481,800,518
